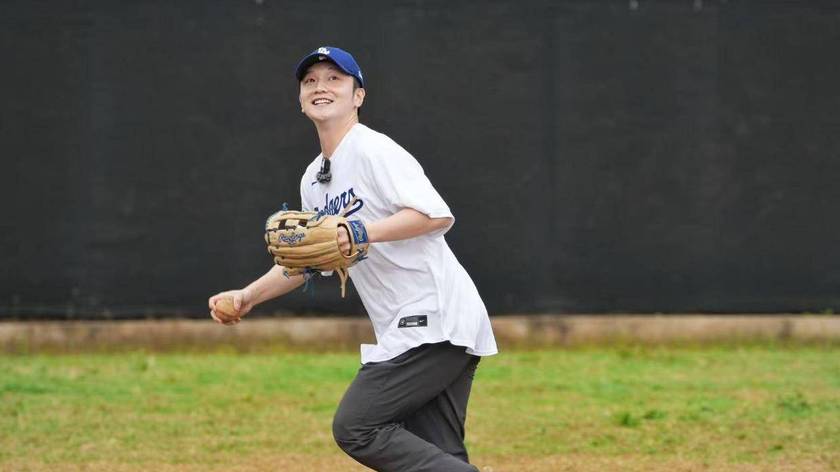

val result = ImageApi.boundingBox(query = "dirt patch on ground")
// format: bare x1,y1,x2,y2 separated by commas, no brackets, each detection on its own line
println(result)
1,315,838,353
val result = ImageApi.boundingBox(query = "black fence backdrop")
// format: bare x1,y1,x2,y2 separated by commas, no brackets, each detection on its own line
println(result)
2,0,839,318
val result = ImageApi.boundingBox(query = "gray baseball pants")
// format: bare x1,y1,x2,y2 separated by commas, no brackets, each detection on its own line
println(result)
332,341,481,472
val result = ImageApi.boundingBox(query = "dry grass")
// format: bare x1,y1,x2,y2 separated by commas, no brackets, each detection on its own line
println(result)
4,455,836,472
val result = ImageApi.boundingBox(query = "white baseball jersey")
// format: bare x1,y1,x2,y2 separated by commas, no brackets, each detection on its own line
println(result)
299,124,498,364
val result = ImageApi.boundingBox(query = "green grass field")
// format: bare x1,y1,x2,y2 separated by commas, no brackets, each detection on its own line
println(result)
2,344,838,471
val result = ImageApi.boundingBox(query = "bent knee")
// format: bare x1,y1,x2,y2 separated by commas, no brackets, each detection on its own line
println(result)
332,413,401,459
332,410,364,452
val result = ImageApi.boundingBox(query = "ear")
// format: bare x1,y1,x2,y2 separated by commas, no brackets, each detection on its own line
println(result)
353,88,366,109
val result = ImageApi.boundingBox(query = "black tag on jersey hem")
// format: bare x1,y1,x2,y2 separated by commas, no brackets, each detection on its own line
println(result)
398,315,428,328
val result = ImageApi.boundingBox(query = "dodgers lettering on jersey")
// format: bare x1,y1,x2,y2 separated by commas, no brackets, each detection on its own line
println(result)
315,187,364,217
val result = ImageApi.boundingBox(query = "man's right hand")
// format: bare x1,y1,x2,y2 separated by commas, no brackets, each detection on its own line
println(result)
208,289,254,326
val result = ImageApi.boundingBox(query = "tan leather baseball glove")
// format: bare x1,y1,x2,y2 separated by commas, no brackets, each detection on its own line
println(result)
264,204,369,297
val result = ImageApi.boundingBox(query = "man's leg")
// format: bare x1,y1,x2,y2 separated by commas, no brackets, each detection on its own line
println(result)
332,342,480,472
403,356,480,463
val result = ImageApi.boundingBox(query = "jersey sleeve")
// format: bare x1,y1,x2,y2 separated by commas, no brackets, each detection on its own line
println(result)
365,137,454,236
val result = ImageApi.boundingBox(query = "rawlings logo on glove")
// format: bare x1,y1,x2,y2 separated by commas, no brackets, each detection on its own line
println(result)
279,232,307,245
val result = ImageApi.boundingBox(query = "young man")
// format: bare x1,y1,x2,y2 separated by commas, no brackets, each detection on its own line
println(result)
208,46,497,472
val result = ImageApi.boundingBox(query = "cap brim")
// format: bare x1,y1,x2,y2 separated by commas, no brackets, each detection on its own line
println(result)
295,54,350,81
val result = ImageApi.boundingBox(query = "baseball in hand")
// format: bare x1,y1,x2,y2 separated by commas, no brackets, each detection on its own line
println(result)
214,296,240,323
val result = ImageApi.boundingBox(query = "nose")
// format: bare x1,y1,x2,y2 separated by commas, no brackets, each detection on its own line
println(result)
315,79,328,92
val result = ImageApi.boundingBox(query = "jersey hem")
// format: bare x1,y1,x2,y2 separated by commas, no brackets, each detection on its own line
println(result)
360,337,498,364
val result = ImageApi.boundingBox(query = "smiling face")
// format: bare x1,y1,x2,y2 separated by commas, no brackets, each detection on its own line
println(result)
299,62,365,124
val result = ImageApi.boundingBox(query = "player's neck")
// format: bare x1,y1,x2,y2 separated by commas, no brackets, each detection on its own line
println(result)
316,114,359,158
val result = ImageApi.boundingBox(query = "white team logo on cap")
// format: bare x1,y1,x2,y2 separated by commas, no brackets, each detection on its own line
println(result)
317,47,330,55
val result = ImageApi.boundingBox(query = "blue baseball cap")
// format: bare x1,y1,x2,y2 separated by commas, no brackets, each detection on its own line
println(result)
295,46,365,88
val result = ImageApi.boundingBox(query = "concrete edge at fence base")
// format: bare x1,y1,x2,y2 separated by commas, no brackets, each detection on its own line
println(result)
0,315,838,352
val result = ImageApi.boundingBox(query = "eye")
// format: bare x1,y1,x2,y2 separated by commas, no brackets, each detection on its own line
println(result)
303,77,315,84
329,75,339,81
